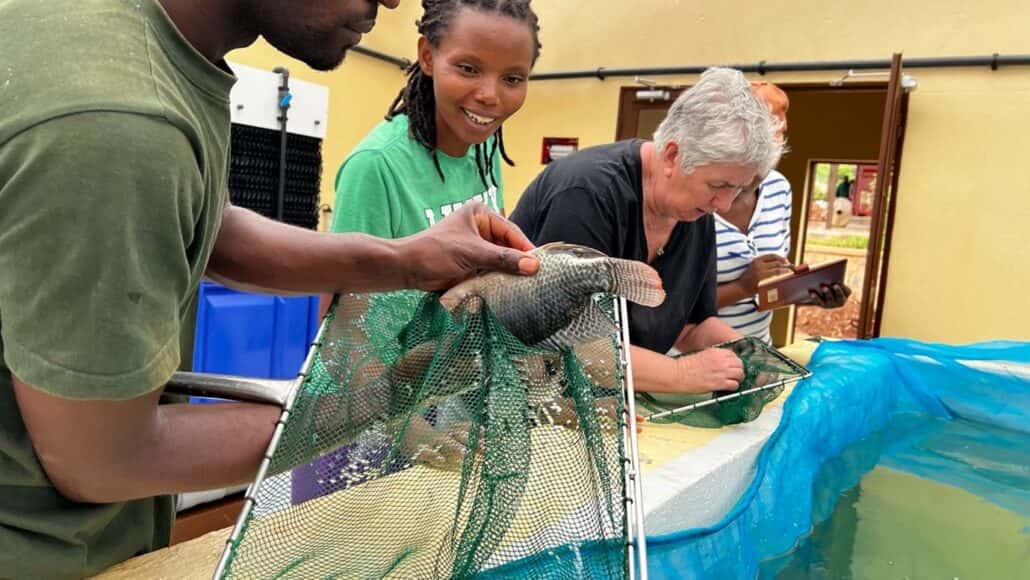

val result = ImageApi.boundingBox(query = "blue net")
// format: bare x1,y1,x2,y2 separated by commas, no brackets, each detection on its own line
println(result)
644,338,1030,579
492,338,1030,578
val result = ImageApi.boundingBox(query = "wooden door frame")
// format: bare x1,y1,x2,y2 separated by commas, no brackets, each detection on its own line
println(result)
860,54,909,338
615,86,684,140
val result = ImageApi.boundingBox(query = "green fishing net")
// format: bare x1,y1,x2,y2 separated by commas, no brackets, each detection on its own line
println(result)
217,290,632,579
635,337,810,428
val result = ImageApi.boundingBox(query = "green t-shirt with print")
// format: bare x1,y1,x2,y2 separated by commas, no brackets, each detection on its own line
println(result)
0,0,233,577
329,113,505,416
331,114,504,238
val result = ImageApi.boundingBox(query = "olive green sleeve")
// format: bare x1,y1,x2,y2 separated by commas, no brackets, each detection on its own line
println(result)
0,112,207,400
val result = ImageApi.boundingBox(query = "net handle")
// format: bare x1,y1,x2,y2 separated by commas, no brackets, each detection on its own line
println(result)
211,313,332,579
615,297,648,580
165,372,292,406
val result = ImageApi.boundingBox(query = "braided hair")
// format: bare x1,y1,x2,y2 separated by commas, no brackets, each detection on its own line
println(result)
386,0,541,187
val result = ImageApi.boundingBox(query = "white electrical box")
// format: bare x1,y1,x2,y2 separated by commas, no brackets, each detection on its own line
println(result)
226,61,330,139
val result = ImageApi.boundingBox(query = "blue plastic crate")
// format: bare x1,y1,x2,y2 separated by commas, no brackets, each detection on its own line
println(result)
190,396,229,405
189,282,319,403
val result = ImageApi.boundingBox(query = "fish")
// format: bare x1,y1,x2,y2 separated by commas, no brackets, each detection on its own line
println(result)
439,242,665,350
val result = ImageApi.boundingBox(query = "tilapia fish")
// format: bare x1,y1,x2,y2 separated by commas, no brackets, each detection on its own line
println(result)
440,242,665,350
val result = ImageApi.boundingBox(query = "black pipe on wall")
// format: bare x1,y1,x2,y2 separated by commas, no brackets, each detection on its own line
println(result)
529,54,1030,81
352,45,412,70
352,49,1030,80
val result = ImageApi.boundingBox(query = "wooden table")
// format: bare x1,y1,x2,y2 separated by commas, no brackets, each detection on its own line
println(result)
92,528,229,579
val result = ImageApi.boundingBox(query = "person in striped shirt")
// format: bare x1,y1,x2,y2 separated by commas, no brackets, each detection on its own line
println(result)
715,83,851,343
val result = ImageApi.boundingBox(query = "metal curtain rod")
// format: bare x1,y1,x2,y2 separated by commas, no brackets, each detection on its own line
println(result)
351,48,1030,79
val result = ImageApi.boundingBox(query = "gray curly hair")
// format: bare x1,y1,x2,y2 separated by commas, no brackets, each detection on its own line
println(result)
653,67,782,177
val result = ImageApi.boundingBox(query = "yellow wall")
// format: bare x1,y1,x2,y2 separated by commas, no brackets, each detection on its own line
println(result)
883,69,1030,341
233,0,1030,343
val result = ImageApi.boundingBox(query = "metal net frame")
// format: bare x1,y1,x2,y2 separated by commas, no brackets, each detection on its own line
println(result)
637,337,811,428
201,291,649,579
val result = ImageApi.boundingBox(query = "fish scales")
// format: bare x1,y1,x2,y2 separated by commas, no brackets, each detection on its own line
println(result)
440,242,665,350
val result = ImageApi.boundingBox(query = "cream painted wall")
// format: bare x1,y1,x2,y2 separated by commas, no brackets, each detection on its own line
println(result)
879,69,1030,342
234,0,1030,343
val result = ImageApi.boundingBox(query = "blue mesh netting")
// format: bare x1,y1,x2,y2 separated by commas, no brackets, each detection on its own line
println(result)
644,338,1030,579
491,338,1030,578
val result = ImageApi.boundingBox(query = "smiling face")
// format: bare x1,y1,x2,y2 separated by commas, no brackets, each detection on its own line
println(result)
654,141,759,222
253,0,398,71
418,7,535,157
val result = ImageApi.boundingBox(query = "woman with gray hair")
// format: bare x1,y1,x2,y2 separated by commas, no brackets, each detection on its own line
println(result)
510,67,782,394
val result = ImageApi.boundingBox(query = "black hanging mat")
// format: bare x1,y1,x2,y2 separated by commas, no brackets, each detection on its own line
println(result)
228,123,322,230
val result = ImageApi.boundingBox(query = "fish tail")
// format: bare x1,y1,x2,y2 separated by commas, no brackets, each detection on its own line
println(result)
608,259,666,307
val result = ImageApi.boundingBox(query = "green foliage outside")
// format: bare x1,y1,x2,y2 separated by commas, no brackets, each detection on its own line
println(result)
806,234,869,250
811,163,857,201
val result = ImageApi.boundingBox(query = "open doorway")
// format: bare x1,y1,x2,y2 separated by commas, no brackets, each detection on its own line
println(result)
777,85,905,345
615,79,908,346
795,160,875,340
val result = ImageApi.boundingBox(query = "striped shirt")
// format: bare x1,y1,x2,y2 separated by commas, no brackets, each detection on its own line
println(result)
714,170,792,343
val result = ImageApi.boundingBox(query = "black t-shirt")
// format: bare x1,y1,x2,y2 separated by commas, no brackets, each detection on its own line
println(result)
510,139,718,353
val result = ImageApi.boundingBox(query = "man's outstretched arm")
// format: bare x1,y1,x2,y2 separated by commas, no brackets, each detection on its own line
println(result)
206,201,539,295
14,376,280,504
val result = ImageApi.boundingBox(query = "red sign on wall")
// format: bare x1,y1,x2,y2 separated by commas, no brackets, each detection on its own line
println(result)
853,164,878,216
541,137,579,164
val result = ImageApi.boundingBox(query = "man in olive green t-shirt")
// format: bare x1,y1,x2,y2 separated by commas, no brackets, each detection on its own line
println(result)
0,1,540,577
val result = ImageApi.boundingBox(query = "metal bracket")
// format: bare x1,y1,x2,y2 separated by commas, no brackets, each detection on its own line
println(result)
830,69,918,92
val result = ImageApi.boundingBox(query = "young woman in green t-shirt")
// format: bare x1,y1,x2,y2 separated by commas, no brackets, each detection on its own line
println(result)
329,0,542,239
297,0,542,503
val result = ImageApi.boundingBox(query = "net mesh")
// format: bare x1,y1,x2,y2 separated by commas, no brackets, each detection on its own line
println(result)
219,290,630,579
636,337,809,428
